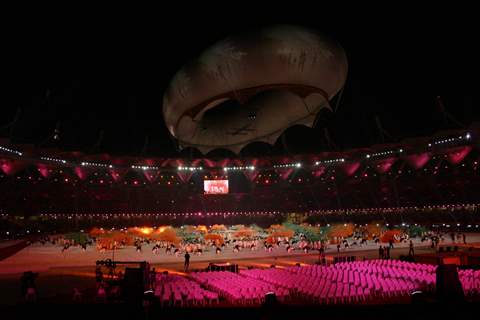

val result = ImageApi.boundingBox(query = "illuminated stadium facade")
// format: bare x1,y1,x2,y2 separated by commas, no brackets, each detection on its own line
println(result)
0,127,479,218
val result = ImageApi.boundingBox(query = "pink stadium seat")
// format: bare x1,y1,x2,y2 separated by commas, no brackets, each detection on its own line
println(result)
153,260,480,307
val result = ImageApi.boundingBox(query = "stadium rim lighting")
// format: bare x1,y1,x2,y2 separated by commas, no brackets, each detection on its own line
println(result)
178,166,203,171
0,146,23,156
223,166,255,171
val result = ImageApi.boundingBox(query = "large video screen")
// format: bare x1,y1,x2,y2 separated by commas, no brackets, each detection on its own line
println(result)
204,180,229,194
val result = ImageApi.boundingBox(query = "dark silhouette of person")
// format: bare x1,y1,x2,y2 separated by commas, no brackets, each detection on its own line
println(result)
20,272,29,298
436,264,465,304
462,233,467,245
184,252,190,272
379,246,384,259
95,267,103,284
409,240,415,256
150,268,156,288
318,246,325,264
261,292,279,319
21,271,37,302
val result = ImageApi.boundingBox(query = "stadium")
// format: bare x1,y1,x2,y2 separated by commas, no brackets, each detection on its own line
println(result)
1,9,478,320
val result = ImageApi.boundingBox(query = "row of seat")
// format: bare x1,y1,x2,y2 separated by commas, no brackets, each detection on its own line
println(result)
242,264,421,304
154,260,480,307
458,269,480,296
154,274,219,307
190,271,290,305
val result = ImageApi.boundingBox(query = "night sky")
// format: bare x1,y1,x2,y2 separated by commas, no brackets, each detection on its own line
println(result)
2,7,477,157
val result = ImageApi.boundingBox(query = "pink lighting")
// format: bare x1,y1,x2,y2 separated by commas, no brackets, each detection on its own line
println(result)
109,168,128,182
340,162,360,176
74,167,90,180
37,163,52,178
374,158,396,174
313,166,326,178
279,168,294,180
244,170,259,182
143,170,160,182
0,159,26,176
446,146,472,165
177,171,194,183
405,153,431,169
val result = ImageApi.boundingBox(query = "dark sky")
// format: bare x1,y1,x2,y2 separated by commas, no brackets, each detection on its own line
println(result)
1,6,477,157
